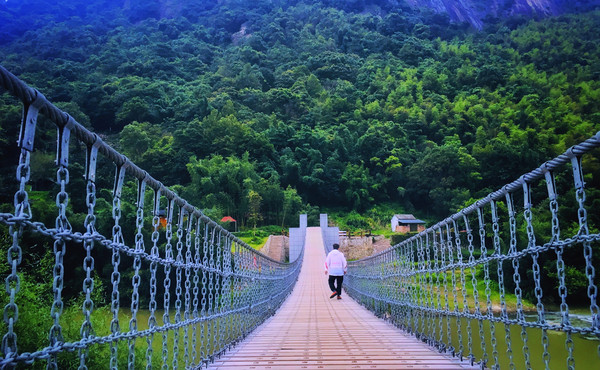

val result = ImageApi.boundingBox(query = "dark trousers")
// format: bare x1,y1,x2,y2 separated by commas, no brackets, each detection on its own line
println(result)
328,275,344,296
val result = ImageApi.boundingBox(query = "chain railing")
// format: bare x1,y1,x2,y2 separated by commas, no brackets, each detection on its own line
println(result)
0,65,303,368
346,132,600,369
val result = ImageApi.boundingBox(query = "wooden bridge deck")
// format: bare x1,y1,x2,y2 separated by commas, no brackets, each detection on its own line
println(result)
212,227,473,369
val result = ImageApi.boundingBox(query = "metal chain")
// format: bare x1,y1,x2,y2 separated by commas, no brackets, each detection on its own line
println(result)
200,223,209,366
109,164,126,369
48,160,65,369
3,224,22,360
409,239,418,335
463,213,483,367
1,143,31,361
191,218,202,366
524,179,549,370
543,169,560,368
423,233,433,344
183,214,193,368
573,156,600,348
443,224,455,355
490,197,515,369
53,124,74,369
436,226,449,353
415,235,426,339
238,245,245,339
146,189,161,369
450,219,464,359
341,134,600,370
48,234,65,370
571,154,599,365
424,232,435,346
79,177,96,370
209,228,218,361
455,216,470,361
128,179,146,369
432,230,443,350
217,229,226,356
515,184,531,369
162,199,174,369
172,206,184,369
554,230,573,369
230,241,239,343
0,68,304,369
477,207,496,369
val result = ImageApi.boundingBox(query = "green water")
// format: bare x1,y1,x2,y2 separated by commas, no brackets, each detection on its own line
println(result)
409,313,600,369
56,308,257,369
111,309,600,369
132,309,599,369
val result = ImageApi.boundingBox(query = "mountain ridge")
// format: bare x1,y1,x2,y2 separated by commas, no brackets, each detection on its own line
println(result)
3,0,600,35
332,0,600,29
407,0,600,29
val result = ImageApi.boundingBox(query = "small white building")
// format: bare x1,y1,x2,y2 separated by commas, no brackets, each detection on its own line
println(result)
391,214,425,233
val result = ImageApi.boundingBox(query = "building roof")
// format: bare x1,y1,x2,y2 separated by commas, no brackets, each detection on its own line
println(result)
393,214,425,224
397,219,425,224
393,214,416,220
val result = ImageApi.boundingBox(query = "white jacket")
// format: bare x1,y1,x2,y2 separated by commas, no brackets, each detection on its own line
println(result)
325,249,347,276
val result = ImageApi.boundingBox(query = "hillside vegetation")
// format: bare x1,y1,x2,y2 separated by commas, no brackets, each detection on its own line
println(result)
1,2,600,352
1,0,599,225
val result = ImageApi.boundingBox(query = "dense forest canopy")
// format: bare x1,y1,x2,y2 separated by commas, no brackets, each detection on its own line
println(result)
3,3,600,368
1,2,600,348
1,0,599,227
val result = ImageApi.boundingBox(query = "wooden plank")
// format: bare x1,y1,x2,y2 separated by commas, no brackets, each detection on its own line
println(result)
211,227,474,369
212,365,467,369
214,356,460,361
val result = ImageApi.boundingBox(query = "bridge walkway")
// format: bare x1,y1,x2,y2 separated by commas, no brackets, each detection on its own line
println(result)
212,227,473,369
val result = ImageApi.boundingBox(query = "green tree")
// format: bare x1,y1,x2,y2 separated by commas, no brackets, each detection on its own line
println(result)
281,186,303,228
247,189,263,236
341,163,373,211
406,136,481,216
185,153,259,221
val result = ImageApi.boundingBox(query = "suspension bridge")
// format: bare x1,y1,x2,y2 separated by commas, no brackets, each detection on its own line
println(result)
213,227,470,369
1,64,599,369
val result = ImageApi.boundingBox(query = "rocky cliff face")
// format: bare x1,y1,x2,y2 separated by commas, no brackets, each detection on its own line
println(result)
401,0,600,29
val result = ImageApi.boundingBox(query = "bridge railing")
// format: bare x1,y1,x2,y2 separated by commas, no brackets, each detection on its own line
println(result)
0,65,303,368
346,132,600,369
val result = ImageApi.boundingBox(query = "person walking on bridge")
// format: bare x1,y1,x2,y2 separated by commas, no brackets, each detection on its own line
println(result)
325,243,347,299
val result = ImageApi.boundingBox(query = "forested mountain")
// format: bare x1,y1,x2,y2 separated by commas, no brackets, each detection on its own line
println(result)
400,0,600,29
1,0,599,226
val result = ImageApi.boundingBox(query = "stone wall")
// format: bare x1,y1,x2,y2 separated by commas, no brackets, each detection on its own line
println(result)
339,235,391,260
395,225,426,233
261,231,391,263
339,236,373,261
260,235,289,263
